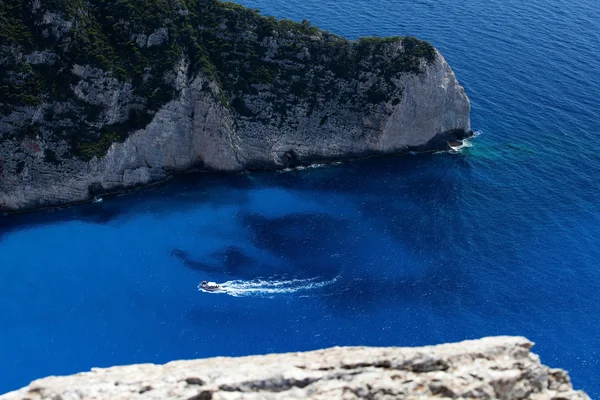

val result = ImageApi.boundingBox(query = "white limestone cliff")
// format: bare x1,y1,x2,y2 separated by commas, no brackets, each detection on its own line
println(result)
0,49,470,212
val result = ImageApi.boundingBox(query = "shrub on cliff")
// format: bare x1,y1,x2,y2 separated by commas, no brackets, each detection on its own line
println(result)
0,0,437,160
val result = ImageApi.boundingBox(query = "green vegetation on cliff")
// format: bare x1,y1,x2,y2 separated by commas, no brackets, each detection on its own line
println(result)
0,0,436,160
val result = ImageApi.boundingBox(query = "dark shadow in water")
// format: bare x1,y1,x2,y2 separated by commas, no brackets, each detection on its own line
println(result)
237,210,470,314
170,249,214,272
170,246,274,279
213,246,255,274
242,212,346,277
0,153,473,241
232,170,472,315
243,213,346,257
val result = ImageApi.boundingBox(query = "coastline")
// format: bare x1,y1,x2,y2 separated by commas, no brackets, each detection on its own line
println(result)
1,131,473,216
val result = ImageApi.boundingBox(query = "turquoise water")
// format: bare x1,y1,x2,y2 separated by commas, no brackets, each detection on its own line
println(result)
2,0,600,395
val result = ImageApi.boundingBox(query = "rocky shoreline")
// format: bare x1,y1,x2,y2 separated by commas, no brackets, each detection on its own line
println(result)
0,131,472,216
0,336,589,400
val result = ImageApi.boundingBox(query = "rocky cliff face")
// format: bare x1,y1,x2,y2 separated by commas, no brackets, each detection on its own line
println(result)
0,0,470,212
0,337,589,400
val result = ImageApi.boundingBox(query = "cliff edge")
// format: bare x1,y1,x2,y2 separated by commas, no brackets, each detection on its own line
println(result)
0,0,470,211
0,337,589,399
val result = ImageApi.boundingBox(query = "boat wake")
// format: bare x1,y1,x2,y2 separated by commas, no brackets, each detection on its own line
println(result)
199,275,340,297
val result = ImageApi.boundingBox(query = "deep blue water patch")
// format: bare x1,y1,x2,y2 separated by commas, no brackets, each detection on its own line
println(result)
2,0,600,395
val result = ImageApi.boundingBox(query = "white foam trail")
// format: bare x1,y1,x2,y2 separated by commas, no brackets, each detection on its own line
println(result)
199,276,340,297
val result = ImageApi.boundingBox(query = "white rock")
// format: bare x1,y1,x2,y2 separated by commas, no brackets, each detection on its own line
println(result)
0,337,589,400
0,44,470,211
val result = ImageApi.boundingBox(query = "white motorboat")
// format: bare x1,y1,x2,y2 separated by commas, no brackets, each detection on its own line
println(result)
199,280,223,292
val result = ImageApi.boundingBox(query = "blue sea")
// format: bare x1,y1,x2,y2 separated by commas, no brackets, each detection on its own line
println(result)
1,0,600,396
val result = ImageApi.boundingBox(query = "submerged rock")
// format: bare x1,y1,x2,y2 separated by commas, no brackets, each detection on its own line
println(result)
0,336,589,399
0,0,470,212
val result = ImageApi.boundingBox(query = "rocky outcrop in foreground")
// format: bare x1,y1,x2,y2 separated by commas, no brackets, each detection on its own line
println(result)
1,336,589,399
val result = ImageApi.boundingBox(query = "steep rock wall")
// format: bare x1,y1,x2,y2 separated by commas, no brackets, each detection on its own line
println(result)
0,337,589,400
0,0,470,212
0,49,469,212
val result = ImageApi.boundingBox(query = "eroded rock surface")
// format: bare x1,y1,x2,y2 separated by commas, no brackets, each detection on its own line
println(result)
0,0,470,212
0,336,589,399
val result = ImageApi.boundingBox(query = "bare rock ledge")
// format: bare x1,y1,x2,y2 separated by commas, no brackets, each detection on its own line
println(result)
0,336,589,399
